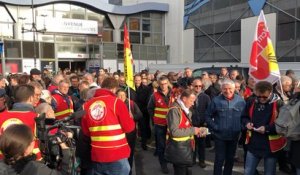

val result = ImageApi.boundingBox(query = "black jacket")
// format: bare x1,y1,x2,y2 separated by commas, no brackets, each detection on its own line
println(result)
0,149,72,175
192,92,211,127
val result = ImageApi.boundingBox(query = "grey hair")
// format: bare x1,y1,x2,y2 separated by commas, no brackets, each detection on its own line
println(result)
35,103,52,114
280,75,292,85
220,78,235,88
86,88,99,100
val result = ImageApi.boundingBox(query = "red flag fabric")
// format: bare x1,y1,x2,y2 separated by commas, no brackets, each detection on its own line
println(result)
249,10,280,84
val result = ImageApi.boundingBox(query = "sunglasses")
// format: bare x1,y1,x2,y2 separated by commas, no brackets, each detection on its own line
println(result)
194,85,202,88
256,96,269,99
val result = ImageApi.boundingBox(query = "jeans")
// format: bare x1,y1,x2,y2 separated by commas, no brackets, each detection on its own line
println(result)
244,151,277,175
88,158,130,175
154,125,167,165
214,138,238,175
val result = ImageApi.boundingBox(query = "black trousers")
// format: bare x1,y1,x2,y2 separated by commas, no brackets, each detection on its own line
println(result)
126,129,137,175
193,136,206,162
173,164,192,175
138,110,151,143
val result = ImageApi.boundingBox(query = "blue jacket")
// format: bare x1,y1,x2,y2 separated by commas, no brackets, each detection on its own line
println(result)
205,94,246,140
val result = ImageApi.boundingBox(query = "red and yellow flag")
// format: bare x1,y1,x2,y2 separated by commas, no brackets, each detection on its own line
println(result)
124,24,135,90
249,10,280,84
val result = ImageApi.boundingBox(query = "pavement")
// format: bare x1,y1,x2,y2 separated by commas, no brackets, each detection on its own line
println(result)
131,141,288,175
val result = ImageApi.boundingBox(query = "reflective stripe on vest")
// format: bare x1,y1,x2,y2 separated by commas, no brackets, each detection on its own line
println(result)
154,107,168,119
89,124,121,132
172,135,194,141
91,133,126,142
55,109,74,116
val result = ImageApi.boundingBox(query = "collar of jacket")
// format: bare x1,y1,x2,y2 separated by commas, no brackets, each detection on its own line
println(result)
12,103,35,112
94,88,116,97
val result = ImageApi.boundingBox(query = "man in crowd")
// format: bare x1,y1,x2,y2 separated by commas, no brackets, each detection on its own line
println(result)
148,76,174,174
192,78,211,168
205,79,246,175
134,74,152,150
178,67,193,89
0,84,42,159
81,77,135,175
48,74,64,93
68,75,80,99
30,68,46,89
51,80,74,120
84,73,99,89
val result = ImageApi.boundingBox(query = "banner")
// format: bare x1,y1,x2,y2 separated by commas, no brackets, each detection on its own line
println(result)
123,24,135,90
249,10,280,84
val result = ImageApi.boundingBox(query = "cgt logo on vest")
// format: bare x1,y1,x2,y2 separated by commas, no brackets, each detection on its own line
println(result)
0,118,23,134
89,101,107,121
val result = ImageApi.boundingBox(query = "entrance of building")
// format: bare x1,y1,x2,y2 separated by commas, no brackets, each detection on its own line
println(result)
58,61,86,72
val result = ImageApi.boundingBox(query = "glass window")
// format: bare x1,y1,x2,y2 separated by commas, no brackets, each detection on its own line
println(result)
57,44,71,52
102,30,113,42
73,45,86,53
147,46,156,59
278,23,295,41
129,32,140,44
23,41,39,58
40,42,55,58
142,33,151,44
214,0,230,10
72,13,85,19
129,18,140,31
278,9,295,24
142,12,150,18
152,20,162,32
151,13,162,19
41,61,55,72
140,45,147,60
55,11,70,18
117,44,124,59
72,36,86,43
231,31,241,45
4,40,21,58
103,17,113,29
142,19,151,31
153,33,162,45
38,34,54,42
56,35,71,42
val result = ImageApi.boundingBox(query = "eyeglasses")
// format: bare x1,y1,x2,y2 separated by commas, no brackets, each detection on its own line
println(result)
194,85,202,88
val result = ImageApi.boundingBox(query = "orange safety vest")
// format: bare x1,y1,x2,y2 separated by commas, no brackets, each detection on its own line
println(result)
83,96,130,162
245,101,287,153
153,92,174,126
0,110,42,160
52,93,74,120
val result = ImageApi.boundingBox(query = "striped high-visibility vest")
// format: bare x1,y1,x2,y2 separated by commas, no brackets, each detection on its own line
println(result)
0,110,42,160
245,101,287,153
52,93,74,120
153,92,174,126
83,96,131,162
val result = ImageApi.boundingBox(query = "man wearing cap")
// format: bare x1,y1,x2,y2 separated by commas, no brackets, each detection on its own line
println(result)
30,68,46,89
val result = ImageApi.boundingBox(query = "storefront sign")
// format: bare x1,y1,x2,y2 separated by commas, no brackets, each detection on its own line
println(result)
37,17,98,35
22,59,41,74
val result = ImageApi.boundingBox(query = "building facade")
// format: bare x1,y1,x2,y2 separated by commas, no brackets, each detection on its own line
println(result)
184,0,300,71
0,0,190,73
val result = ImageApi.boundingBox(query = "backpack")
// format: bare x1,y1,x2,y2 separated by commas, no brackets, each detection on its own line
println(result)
275,98,300,140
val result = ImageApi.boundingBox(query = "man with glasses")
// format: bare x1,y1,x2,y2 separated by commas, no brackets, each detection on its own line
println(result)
191,78,211,168
242,81,286,175
148,76,174,174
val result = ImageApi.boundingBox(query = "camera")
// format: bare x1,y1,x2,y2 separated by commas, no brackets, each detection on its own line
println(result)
35,111,84,169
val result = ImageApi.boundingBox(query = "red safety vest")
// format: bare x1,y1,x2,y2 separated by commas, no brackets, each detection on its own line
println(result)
153,92,174,126
52,93,74,120
0,111,42,160
167,107,195,148
245,101,287,153
82,96,130,162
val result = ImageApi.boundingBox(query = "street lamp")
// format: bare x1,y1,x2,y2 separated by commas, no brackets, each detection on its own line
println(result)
21,0,46,68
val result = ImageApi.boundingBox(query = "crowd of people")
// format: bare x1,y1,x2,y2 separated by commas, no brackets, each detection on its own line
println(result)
0,66,299,175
